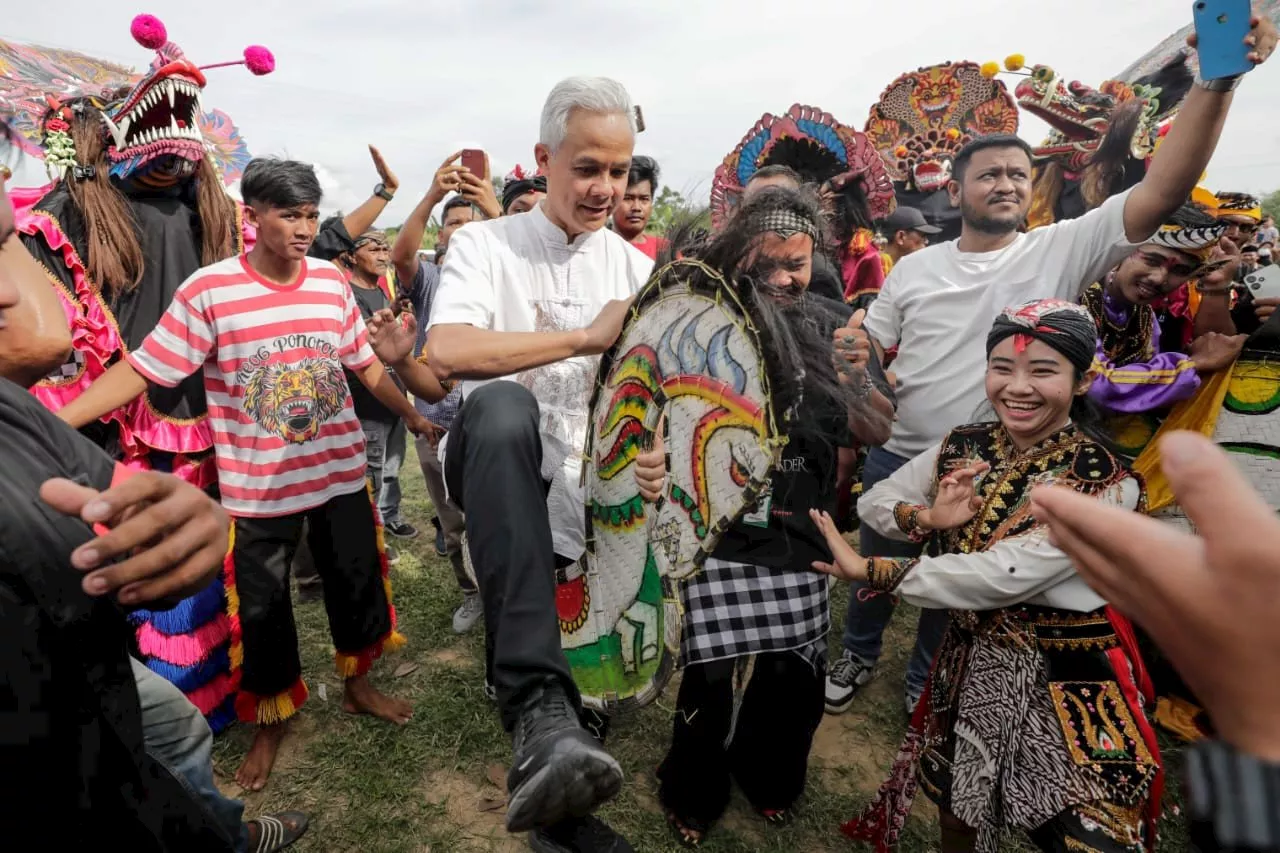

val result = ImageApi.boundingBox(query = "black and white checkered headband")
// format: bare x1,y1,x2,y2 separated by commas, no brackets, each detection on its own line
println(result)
748,208,819,242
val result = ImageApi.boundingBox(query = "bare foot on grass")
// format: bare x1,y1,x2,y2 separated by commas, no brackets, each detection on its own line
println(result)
236,723,288,791
342,674,413,724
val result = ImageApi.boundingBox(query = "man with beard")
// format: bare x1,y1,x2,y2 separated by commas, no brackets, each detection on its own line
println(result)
367,77,650,853
737,166,845,302
827,15,1278,720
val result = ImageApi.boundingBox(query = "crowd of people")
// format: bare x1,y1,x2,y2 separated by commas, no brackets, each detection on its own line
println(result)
3,7,1280,853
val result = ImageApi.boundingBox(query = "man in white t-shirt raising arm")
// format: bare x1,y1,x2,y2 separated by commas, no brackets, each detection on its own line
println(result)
825,12,1278,719
372,78,652,853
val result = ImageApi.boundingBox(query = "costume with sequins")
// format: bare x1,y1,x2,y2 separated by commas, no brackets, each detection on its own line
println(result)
843,422,1161,853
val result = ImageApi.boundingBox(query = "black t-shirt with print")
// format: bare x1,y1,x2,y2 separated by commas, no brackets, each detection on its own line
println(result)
0,377,234,847
711,295,892,570
346,282,399,423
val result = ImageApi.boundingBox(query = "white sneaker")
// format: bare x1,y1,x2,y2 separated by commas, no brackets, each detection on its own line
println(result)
452,593,482,634
824,650,875,714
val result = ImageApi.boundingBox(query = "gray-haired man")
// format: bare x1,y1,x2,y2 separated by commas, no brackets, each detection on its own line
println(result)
374,77,652,853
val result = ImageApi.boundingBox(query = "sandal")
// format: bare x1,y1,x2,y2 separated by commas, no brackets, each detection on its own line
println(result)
759,807,794,826
664,809,710,848
246,810,309,853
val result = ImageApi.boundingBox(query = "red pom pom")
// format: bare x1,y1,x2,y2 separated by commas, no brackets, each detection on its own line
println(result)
131,14,168,50
243,46,275,76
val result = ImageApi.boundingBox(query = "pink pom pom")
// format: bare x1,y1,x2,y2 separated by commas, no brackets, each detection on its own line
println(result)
243,46,275,76
131,14,168,50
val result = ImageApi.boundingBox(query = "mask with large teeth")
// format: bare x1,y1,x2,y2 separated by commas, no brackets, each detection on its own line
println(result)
102,69,209,175
34,14,273,182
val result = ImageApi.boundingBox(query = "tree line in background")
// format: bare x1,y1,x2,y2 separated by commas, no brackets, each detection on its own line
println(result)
1264,188,1280,222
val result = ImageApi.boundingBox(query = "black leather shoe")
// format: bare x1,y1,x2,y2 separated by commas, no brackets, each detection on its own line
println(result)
506,683,623,833
528,815,634,853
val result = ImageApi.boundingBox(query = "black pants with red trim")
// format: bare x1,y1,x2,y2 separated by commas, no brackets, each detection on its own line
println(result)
233,487,391,710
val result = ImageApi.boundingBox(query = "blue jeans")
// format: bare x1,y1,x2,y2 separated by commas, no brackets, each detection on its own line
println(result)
840,447,949,700
364,418,407,525
132,659,247,852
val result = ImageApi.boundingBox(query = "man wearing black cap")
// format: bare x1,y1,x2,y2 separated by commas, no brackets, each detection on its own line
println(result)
878,206,942,276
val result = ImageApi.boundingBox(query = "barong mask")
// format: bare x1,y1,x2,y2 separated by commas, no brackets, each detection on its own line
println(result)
710,103,895,230
3,14,272,184
863,61,1019,194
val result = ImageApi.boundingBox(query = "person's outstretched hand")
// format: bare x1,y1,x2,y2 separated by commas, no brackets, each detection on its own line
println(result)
367,307,417,364
809,509,869,582
41,471,228,606
1031,431,1280,761
919,462,990,531
1186,9,1278,66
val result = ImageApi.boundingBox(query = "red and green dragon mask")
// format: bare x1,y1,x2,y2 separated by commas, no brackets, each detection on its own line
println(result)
1009,56,1191,173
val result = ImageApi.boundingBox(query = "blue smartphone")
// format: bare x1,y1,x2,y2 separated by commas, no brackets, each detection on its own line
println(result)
1193,0,1255,80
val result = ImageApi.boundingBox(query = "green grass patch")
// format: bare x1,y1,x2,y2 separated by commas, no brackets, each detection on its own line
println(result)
211,445,1190,852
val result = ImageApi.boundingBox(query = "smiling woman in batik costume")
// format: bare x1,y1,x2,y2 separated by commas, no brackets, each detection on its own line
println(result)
811,299,1162,853
635,187,894,848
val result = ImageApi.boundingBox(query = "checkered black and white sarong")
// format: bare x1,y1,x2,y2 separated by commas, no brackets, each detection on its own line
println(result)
678,557,830,670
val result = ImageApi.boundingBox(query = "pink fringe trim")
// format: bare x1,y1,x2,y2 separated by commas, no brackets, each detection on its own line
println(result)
136,613,231,666
18,204,215,467
185,671,239,716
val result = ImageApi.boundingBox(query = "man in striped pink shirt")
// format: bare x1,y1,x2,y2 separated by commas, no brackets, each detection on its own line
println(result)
58,158,445,793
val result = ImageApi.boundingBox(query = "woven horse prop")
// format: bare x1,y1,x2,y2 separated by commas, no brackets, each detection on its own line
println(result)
1141,321,1280,526
574,259,784,710
457,261,784,709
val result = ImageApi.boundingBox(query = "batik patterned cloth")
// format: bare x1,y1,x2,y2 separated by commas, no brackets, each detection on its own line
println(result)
844,422,1161,853
678,558,828,671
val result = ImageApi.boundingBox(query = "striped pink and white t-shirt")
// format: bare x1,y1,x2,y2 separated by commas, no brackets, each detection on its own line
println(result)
129,255,378,518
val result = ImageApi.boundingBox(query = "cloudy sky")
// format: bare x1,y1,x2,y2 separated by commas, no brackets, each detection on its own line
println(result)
4,0,1279,222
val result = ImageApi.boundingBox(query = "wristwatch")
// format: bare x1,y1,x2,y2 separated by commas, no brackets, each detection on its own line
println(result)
1196,74,1243,92
373,182,394,201
1185,739,1280,851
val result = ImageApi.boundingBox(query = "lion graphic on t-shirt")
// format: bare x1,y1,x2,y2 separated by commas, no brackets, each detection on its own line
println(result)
243,358,347,443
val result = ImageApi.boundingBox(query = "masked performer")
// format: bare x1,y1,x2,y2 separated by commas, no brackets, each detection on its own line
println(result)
3,14,275,732
710,103,896,311
622,188,894,847
864,60,1020,246
815,300,1159,853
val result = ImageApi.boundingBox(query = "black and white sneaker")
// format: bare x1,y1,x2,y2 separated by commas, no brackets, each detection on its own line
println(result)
824,650,874,714
529,815,634,853
506,683,623,833
385,519,419,539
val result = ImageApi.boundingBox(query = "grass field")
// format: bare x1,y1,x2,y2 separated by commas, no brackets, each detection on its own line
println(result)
212,445,1192,852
